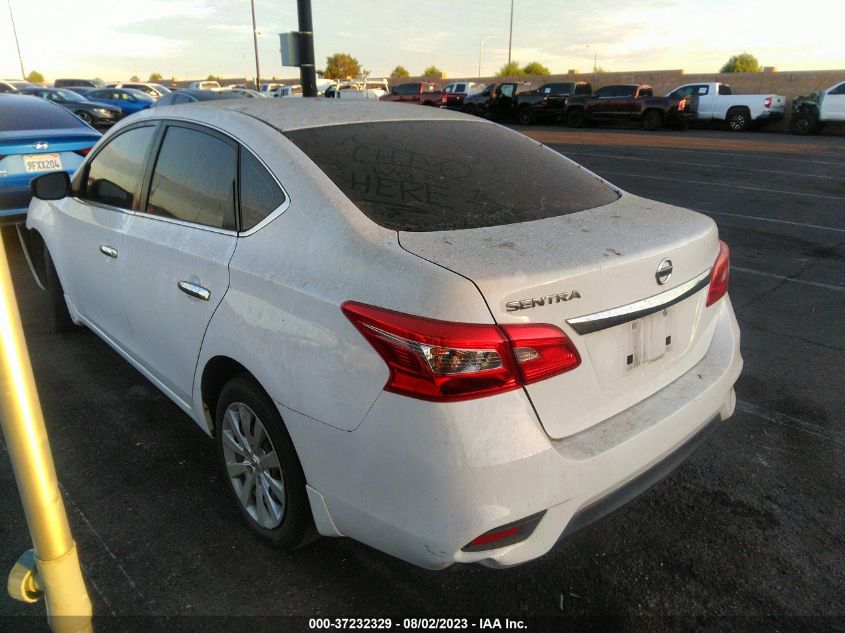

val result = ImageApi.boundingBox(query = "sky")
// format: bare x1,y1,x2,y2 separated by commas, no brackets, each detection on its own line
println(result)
1,0,843,82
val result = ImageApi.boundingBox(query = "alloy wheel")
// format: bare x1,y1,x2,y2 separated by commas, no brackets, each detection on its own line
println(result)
221,402,286,529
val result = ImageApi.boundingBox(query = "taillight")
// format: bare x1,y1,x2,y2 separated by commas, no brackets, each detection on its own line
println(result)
74,147,92,157
678,98,686,111
462,511,545,552
763,96,772,108
706,240,730,307
342,302,580,402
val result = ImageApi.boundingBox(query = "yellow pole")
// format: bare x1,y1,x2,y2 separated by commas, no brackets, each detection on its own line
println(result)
0,231,93,633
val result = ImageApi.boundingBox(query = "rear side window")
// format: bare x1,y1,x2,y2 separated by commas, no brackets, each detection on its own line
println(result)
84,126,156,210
718,84,732,95
146,126,237,230
239,150,285,230
284,121,619,232
0,97,87,131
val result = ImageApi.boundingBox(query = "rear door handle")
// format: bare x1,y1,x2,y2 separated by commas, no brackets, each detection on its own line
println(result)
177,281,210,301
99,245,118,259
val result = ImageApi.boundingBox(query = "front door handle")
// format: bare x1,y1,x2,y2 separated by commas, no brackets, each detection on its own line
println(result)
177,281,210,301
99,245,118,259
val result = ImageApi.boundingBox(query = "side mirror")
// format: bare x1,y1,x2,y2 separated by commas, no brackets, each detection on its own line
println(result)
30,171,71,201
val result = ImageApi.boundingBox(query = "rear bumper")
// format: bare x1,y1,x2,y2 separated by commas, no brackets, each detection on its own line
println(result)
755,110,784,121
668,110,698,123
0,183,31,224
284,297,742,569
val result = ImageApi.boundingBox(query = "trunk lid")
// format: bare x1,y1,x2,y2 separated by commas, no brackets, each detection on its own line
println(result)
399,193,721,439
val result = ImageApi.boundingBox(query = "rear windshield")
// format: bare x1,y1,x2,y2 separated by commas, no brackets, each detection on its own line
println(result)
284,121,618,232
0,96,87,131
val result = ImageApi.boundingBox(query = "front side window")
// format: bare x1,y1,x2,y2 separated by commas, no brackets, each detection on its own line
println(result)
499,84,515,98
594,86,615,98
146,125,236,230
83,126,157,210
240,150,285,231
830,83,845,95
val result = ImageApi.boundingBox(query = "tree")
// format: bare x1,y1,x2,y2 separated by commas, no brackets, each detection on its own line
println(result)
522,61,550,76
720,53,761,73
390,65,409,78
25,70,44,84
130,75,140,82
422,65,443,78
593,65,608,74
148,72,163,82
495,61,524,77
207,74,222,81
322,53,362,80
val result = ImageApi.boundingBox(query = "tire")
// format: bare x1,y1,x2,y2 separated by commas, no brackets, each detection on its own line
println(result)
463,104,478,117
789,112,818,135
215,375,315,550
76,111,93,125
517,106,534,125
642,110,663,131
44,244,73,333
726,107,750,132
566,108,586,128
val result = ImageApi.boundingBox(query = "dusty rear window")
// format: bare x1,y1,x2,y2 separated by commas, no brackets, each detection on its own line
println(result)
284,121,618,232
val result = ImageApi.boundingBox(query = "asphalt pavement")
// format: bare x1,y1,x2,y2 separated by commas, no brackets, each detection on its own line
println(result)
1,125,843,632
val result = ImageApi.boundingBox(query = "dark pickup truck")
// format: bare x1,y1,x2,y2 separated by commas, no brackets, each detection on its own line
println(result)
564,84,697,131
514,81,592,124
462,82,524,119
379,82,442,106
463,81,592,124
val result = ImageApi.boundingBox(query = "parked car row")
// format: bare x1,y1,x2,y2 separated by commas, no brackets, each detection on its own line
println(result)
382,78,843,134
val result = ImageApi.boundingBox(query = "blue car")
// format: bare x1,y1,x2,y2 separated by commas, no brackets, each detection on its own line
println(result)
0,94,100,223
83,87,154,116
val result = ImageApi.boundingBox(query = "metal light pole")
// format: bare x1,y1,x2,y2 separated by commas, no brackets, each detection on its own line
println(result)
478,35,495,78
1,232,93,633
296,0,317,97
507,0,514,66
7,0,26,80
250,0,261,89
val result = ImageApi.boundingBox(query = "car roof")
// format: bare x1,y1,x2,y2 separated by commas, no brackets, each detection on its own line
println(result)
138,98,482,132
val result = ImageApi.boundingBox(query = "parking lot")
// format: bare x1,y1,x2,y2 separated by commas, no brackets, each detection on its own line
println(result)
1,125,843,631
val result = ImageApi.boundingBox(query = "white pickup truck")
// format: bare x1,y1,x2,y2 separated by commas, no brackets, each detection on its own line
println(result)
790,80,845,134
666,82,786,131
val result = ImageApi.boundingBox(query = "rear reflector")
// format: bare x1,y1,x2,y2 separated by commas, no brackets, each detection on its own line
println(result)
342,302,580,402
706,240,730,307
462,511,546,552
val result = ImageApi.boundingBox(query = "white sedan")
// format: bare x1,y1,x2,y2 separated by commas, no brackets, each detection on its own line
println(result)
25,100,742,569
